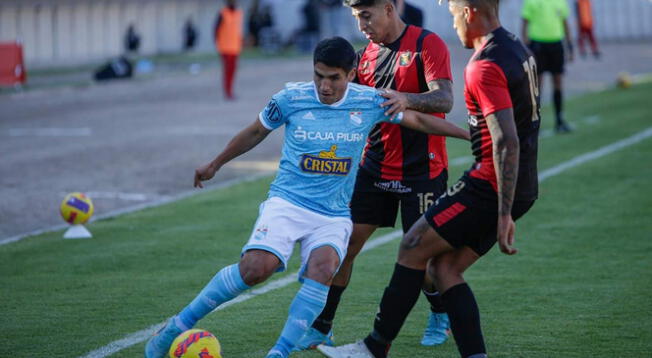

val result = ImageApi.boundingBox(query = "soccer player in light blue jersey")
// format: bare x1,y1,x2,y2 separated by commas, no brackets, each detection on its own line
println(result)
145,37,468,358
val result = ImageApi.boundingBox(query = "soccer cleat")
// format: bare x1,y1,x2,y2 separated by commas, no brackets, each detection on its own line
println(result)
421,312,450,346
293,327,335,351
144,318,184,358
317,340,375,358
265,351,286,358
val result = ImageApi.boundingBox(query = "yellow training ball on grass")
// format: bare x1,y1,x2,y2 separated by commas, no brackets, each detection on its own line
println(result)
169,329,222,358
616,72,632,89
60,192,94,225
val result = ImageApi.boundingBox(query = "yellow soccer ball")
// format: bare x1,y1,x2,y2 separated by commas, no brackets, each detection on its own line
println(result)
616,72,632,89
60,192,94,225
169,329,222,358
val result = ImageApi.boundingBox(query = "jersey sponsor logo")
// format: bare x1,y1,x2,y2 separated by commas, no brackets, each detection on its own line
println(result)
293,126,365,143
399,51,412,66
265,99,282,123
300,145,352,176
349,111,363,125
373,180,412,194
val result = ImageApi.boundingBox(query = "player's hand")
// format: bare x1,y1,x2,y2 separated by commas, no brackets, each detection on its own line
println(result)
194,162,218,188
497,214,518,255
380,89,409,121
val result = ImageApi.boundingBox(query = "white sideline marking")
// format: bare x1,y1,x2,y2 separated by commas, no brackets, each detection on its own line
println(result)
539,127,652,182
78,126,652,358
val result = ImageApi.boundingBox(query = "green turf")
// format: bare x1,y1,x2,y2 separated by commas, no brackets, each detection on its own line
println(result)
1,83,651,357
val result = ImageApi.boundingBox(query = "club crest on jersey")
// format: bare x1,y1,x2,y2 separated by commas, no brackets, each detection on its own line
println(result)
399,51,412,66
300,145,352,176
350,111,363,125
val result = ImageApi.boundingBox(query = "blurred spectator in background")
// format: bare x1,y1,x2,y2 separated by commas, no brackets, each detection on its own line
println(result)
125,24,141,54
215,0,243,100
394,0,423,27
295,0,321,53
576,0,600,59
319,0,354,40
183,18,198,51
247,0,273,47
522,0,574,133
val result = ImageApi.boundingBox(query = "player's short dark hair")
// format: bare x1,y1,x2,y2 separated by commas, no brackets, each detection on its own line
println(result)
448,0,499,11
313,37,357,72
343,0,391,7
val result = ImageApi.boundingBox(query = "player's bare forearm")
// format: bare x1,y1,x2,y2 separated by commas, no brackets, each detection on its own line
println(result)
402,110,470,140
405,79,453,114
486,108,519,216
210,119,271,169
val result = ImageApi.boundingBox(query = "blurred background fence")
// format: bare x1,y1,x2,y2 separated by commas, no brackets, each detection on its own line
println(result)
1,0,651,68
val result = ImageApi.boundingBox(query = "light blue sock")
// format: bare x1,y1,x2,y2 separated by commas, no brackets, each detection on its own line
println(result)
269,278,329,357
177,263,250,328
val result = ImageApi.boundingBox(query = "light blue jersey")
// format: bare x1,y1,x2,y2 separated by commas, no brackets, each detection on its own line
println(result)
259,81,401,217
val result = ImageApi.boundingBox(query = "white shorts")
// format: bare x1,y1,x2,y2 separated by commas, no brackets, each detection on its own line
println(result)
242,196,353,274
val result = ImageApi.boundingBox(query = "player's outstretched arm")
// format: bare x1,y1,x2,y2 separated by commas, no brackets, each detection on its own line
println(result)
194,119,271,188
380,79,454,120
486,108,520,255
400,110,470,140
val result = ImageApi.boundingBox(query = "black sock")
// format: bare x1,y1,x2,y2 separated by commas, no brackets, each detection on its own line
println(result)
423,289,446,313
371,264,425,346
312,285,346,334
363,334,390,358
442,283,486,358
553,89,563,125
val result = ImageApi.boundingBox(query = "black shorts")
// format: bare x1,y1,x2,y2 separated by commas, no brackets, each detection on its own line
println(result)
351,169,448,232
528,40,565,74
424,179,535,256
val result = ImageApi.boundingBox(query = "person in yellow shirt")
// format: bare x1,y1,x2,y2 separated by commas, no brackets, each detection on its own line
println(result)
576,0,600,58
215,0,243,100
522,0,573,133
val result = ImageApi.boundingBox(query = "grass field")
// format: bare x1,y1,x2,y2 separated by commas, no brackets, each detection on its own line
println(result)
2,82,652,358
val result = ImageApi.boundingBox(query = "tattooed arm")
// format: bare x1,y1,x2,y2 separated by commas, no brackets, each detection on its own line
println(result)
380,79,454,120
486,108,520,255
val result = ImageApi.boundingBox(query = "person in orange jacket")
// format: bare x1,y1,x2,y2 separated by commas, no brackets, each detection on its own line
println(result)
215,0,243,100
576,0,600,58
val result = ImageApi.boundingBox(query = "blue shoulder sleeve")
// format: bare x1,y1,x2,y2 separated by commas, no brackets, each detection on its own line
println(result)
259,89,290,130
373,92,403,124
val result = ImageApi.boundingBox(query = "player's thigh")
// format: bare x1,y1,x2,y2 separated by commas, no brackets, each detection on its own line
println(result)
346,223,378,259
350,170,400,228
397,216,454,270
399,171,448,232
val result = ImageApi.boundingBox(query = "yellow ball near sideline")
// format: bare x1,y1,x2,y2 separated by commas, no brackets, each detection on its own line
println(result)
60,192,94,225
169,329,222,358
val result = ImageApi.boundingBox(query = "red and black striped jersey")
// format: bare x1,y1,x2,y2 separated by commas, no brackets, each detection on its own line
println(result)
356,25,452,181
464,27,540,203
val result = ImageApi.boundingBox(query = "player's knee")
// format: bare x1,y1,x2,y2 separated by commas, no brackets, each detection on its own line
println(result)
306,257,339,284
240,252,278,285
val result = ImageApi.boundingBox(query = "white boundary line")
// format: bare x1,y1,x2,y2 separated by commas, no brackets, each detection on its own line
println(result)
78,127,652,358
